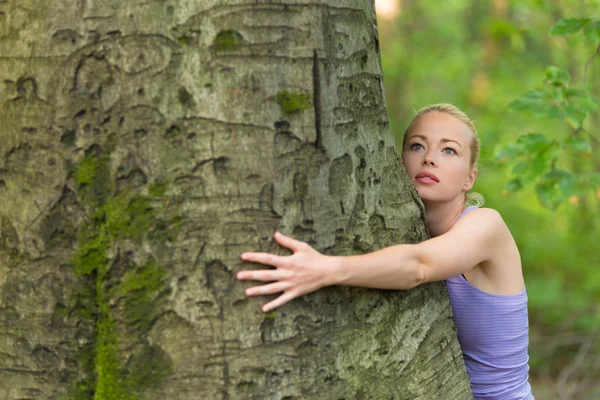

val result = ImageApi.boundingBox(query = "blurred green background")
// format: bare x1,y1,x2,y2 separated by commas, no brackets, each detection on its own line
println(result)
376,0,600,398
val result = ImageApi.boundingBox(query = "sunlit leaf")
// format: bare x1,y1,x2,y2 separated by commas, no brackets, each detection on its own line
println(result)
550,18,591,35
512,160,529,175
505,178,523,193
583,20,600,43
490,19,519,39
547,105,566,119
564,105,587,125
495,143,525,163
509,90,549,114
545,169,577,196
564,135,592,154
582,172,600,187
516,133,552,152
566,87,600,112
545,66,571,86
535,179,561,210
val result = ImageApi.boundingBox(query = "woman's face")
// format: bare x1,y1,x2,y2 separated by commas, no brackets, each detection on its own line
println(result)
402,112,476,204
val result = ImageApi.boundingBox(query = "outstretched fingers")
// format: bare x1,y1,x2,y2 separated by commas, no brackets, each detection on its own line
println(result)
262,291,298,313
240,251,286,267
236,268,289,282
273,232,307,253
245,281,291,297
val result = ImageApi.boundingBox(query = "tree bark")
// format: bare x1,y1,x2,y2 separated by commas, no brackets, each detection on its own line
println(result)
0,1,472,399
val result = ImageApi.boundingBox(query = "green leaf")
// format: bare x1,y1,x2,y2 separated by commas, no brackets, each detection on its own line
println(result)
564,105,587,125
583,21,600,43
530,154,552,177
509,90,549,115
545,169,577,196
550,18,591,35
535,179,562,210
512,160,530,175
565,87,600,113
547,105,566,119
516,133,552,152
545,66,571,86
581,172,600,187
505,178,523,193
495,143,525,164
489,19,519,39
564,135,592,155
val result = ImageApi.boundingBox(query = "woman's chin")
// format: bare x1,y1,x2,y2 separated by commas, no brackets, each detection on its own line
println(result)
416,188,435,201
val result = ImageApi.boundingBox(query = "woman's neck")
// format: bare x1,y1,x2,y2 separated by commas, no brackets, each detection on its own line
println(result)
423,198,466,237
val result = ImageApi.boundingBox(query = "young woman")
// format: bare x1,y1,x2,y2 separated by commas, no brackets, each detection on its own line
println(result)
237,104,534,399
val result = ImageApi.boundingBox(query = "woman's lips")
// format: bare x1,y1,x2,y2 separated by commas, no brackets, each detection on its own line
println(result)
415,172,439,184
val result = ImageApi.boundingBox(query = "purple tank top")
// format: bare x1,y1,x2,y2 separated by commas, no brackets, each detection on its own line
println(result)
446,206,534,399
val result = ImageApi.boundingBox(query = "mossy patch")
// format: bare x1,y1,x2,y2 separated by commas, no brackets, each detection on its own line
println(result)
74,153,112,207
263,311,277,320
104,192,154,239
126,345,172,391
177,36,193,46
73,230,108,277
148,180,168,197
213,30,243,51
275,91,312,114
120,259,167,333
94,307,133,400
69,152,178,399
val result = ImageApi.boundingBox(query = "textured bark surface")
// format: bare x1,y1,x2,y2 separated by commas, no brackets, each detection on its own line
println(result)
0,1,472,399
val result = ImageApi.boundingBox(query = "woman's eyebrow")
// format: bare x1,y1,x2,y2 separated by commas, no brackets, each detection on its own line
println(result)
410,134,428,141
441,138,462,148
410,135,463,149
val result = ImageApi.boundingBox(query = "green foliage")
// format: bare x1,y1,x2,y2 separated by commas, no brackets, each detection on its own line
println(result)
500,59,599,206
377,1,600,390
549,17,591,35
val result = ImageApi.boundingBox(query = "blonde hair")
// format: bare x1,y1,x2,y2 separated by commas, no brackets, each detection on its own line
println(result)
402,103,484,207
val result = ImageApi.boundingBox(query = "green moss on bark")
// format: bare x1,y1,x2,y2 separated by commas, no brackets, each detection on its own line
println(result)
69,152,176,399
121,259,167,333
213,30,243,51
74,153,112,206
148,180,168,197
275,91,312,114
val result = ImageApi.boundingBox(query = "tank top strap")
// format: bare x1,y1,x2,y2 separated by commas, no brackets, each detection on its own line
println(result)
458,205,479,220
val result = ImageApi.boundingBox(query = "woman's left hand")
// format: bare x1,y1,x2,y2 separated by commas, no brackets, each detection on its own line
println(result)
237,232,337,312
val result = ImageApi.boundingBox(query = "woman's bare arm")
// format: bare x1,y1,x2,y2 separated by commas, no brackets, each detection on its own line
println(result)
237,208,507,312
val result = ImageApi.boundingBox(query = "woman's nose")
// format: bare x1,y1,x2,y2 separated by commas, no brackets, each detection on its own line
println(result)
422,154,437,166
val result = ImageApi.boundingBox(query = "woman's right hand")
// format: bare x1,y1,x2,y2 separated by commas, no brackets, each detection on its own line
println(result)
237,232,339,312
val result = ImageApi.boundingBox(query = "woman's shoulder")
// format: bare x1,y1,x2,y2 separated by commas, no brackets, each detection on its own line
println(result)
453,207,512,241
458,206,506,226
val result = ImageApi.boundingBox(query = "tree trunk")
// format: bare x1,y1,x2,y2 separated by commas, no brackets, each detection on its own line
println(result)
0,1,472,399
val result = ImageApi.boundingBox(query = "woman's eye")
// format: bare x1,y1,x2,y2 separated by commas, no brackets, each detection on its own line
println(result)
411,143,424,150
444,148,457,155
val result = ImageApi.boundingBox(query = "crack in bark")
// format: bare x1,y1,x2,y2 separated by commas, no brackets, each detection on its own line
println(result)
312,49,322,150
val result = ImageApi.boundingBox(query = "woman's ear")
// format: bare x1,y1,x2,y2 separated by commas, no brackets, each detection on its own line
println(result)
463,168,477,191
